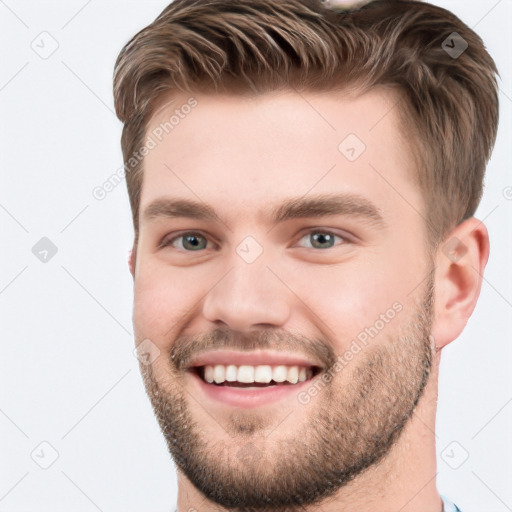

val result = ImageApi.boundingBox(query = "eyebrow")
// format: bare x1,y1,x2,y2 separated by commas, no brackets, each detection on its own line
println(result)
142,193,386,229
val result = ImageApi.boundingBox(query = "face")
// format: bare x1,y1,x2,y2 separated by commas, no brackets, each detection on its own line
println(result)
131,88,436,511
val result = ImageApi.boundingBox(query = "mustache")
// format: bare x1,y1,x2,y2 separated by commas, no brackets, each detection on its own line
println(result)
170,327,336,372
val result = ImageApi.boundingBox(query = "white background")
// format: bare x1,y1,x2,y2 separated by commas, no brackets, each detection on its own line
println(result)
1,1,511,511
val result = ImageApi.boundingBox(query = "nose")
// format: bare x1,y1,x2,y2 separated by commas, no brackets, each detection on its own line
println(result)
202,254,291,331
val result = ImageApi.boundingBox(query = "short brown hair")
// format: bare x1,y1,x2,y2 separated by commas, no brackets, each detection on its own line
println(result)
113,0,499,253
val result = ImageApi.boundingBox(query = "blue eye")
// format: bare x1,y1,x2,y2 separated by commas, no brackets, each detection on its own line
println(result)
163,232,209,251
298,230,345,249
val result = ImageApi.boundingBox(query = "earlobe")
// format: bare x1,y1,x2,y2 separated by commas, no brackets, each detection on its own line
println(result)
430,218,490,350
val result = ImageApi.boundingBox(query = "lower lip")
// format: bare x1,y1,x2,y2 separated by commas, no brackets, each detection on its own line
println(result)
188,369,317,408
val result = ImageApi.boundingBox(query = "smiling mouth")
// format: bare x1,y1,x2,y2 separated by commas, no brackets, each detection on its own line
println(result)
190,365,323,388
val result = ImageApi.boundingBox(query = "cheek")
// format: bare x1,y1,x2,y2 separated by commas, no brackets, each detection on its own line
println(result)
132,267,201,347
286,255,410,346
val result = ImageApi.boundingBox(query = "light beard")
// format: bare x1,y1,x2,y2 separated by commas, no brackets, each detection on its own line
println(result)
139,271,435,512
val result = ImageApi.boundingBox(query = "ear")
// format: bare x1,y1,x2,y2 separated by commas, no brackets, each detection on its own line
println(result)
128,246,136,278
430,217,490,350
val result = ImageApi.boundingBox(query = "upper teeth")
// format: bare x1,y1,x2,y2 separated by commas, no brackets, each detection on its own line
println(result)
202,364,313,384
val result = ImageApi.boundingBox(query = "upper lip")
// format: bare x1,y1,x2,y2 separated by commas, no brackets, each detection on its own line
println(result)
186,350,323,369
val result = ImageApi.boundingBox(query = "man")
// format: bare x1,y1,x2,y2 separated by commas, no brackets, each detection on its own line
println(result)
113,1,498,510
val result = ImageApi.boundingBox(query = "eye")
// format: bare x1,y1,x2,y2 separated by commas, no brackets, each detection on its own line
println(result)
297,229,347,249
161,232,210,251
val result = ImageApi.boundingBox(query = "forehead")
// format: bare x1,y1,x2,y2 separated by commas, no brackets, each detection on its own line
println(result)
140,87,421,226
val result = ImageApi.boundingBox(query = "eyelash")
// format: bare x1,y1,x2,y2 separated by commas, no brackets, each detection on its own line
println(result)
159,229,351,252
